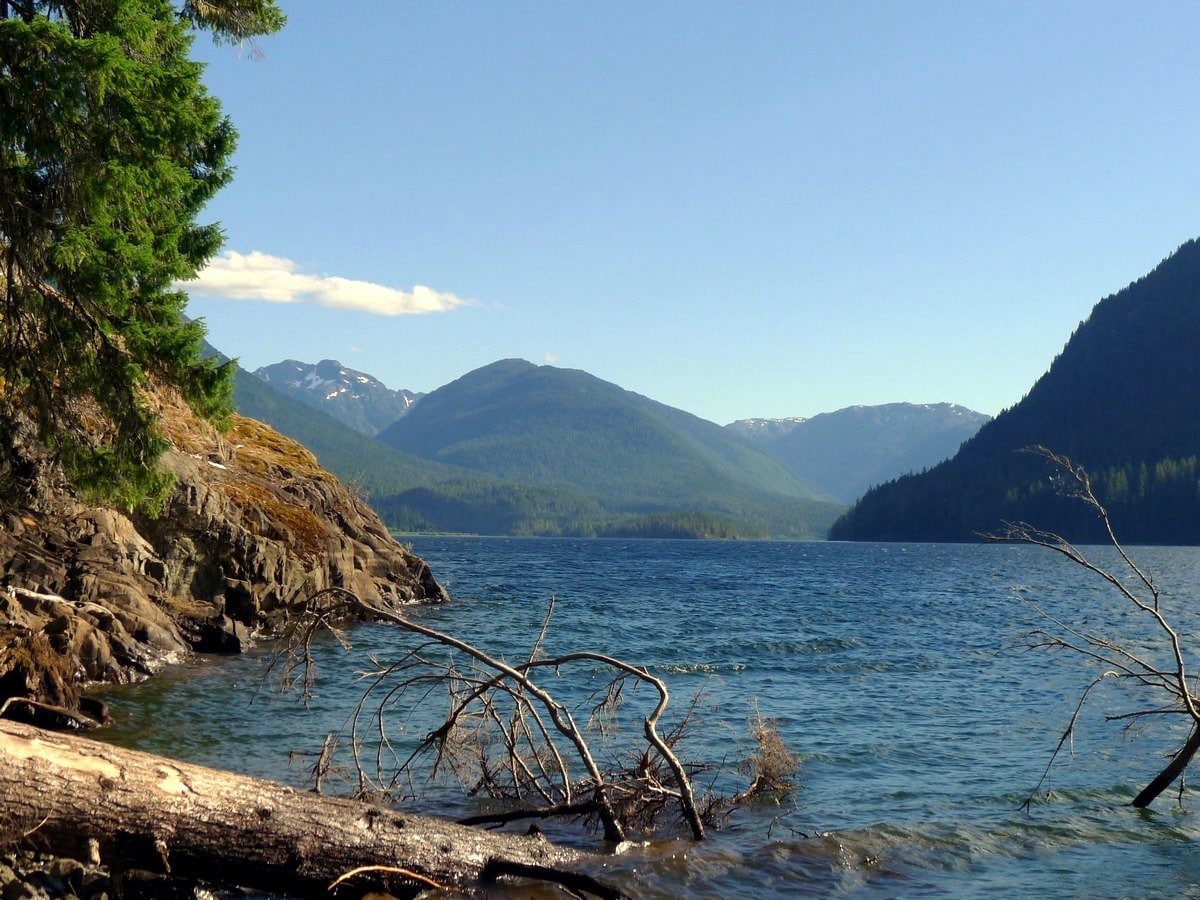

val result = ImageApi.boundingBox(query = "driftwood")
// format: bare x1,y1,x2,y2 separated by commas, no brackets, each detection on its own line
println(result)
0,718,625,898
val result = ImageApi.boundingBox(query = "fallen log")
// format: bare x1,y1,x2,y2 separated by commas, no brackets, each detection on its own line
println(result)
0,719,622,898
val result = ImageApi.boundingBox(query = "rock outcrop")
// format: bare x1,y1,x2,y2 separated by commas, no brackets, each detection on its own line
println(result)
0,389,448,722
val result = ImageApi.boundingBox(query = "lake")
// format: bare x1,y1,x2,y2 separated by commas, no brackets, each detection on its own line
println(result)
96,538,1200,897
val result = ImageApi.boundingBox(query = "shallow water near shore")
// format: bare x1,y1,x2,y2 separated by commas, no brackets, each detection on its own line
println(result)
96,538,1200,896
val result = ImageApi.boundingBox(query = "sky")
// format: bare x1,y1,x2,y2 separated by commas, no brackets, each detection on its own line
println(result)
181,1,1200,426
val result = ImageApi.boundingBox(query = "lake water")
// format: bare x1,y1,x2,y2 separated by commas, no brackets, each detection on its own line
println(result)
96,538,1200,897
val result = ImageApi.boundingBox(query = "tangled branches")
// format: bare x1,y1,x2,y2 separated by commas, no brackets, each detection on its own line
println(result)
270,589,734,843
992,446,1200,808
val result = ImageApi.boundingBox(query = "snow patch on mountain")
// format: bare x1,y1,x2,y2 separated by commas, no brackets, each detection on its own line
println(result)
252,359,422,436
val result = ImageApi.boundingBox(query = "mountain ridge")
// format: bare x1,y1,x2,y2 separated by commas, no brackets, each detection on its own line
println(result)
728,403,989,503
830,237,1200,543
236,350,997,537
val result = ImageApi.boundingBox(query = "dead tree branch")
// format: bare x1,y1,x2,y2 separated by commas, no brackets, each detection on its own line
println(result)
272,588,743,842
990,445,1200,808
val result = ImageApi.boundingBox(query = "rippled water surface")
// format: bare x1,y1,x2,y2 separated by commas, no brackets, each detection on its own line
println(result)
96,539,1200,897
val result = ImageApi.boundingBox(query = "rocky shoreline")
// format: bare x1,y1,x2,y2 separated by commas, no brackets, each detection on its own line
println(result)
0,394,451,896
0,847,278,899
0,392,447,724
0,850,124,900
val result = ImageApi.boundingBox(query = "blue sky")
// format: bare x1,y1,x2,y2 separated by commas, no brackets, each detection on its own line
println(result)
182,1,1200,425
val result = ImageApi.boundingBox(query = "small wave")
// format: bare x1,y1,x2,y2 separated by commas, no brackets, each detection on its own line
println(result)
656,662,748,675
741,637,864,655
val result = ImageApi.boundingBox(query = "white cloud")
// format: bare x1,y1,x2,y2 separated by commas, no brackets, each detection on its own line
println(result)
180,250,468,316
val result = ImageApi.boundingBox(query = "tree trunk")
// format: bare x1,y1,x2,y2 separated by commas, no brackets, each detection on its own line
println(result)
1132,727,1200,808
0,719,608,898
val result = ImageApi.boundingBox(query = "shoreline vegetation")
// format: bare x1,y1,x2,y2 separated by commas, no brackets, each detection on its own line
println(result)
388,510,770,540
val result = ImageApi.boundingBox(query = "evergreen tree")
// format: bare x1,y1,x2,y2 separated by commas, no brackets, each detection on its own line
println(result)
0,0,283,508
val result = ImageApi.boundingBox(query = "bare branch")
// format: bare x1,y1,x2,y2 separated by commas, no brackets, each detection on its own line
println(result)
271,588,768,843
1022,672,1118,811
994,447,1200,808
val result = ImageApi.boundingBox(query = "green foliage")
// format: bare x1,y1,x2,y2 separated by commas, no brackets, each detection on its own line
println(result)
830,239,1200,543
1087,455,1200,543
179,0,286,45
0,1,280,508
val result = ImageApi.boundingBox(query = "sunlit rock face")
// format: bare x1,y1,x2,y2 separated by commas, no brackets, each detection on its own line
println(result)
0,387,447,718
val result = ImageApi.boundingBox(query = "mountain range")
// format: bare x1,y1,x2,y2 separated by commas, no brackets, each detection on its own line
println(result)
258,359,987,505
376,359,823,502
227,234,1200,542
831,238,1200,543
233,365,812,537
230,355,986,538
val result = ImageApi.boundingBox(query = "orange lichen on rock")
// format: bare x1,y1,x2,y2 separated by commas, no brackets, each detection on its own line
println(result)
0,383,448,718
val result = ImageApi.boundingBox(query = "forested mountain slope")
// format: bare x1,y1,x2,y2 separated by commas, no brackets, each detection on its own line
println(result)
376,359,843,536
232,368,462,498
377,359,828,502
236,362,841,537
830,239,1200,543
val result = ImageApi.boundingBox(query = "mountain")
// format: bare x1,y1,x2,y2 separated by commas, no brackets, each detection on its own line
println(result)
253,359,420,435
726,417,808,442
830,238,1200,543
233,365,613,533
233,367,458,498
234,364,805,537
376,359,844,537
731,404,989,503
